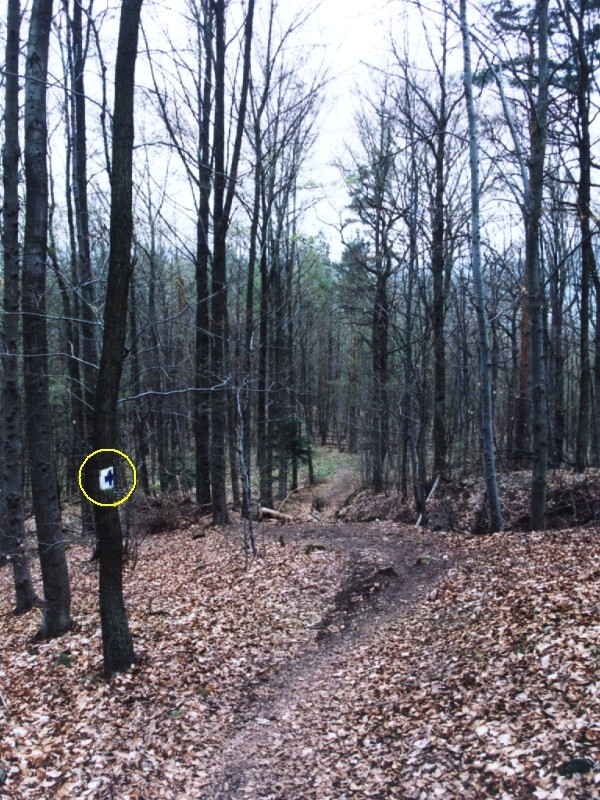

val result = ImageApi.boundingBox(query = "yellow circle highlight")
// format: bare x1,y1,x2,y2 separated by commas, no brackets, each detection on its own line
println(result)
78,448,137,507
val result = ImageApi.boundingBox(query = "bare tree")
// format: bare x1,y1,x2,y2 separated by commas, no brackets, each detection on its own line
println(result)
210,0,256,524
91,0,143,677
395,4,463,484
459,0,503,532
558,0,599,472
23,0,72,638
1,0,39,612
525,0,550,530
62,0,98,483
340,84,403,494
144,0,214,509
476,0,550,529
194,0,213,512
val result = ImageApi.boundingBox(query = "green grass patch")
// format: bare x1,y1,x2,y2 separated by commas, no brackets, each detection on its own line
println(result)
300,447,360,484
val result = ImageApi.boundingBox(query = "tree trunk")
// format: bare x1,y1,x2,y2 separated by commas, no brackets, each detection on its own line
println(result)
513,275,531,468
48,190,79,490
594,284,600,465
401,75,424,516
147,245,168,492
347,324,359,454
2,0,39,613
210,0,255,524
241,129,261,513
460,0,503,532
568,0,595,473
67,0,97,433
431,22,449,482
23,0,72,638
225,306,241,509
526,0,549,531
194,0,212,511
0,492,8,569
210,0,230,524
63,0,98,542
91,0,143,677
129,278,151,495
372,271,389,494
272,245,288,502
257,230,273,507
548,177,565,467
59,76,85,496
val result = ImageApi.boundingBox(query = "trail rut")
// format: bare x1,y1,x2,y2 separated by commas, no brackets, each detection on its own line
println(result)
208,521,455,799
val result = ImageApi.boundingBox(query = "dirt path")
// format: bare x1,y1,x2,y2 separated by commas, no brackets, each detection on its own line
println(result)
278,456,363,522
314,467,362,515
207,521,456,799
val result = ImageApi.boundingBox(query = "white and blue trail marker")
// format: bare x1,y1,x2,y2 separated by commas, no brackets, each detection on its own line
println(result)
99,467,115,491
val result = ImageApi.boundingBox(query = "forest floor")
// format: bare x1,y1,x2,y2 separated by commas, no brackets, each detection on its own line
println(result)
0,453,599,799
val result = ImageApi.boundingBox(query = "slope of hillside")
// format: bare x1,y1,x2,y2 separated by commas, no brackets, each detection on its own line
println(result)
1,462,598,798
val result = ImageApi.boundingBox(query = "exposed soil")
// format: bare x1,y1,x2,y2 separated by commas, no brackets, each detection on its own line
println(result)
207,519,457,798
276,460,363,522
3,457,598,799
203,463,600,798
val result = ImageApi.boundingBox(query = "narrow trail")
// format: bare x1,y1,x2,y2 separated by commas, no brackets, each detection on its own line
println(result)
208,511,457,798
3,456,598,799
276,454,363,523
312,467,362,515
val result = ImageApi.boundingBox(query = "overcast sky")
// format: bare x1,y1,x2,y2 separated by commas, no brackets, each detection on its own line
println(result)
295,0,461,258
299,0,400,256
0,0,464,263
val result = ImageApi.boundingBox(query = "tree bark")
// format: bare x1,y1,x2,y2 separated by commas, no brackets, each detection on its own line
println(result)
548,176,566,467
147,241,169,492
460,0,503,532
91,0,143,677
2,0,39,613
259,507,293,523
399,72,425,517
513,276,530,467
210,0,230,524
194,0,212,511
526,0,550,530
372,269,390,494
23,0,72,638
594,284,600,465
61,0,98,542
431,10,449,483
210,0,256,523
257,221,273,508
67,0,97,429
129,278,151,495
565,0,596,473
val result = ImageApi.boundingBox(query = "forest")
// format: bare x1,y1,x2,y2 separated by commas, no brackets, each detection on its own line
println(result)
0,0,599,797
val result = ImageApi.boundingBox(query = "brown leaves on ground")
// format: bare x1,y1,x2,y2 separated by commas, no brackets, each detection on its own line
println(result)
217,526,599,799
342,468,600,534
0,525,349,799
1,518,599,799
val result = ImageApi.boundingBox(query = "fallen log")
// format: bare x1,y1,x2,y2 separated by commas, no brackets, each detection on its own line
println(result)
259,507,294,523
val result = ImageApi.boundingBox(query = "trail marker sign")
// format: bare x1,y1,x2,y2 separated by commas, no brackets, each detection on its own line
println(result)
99,467,114,491
79,449,136,507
